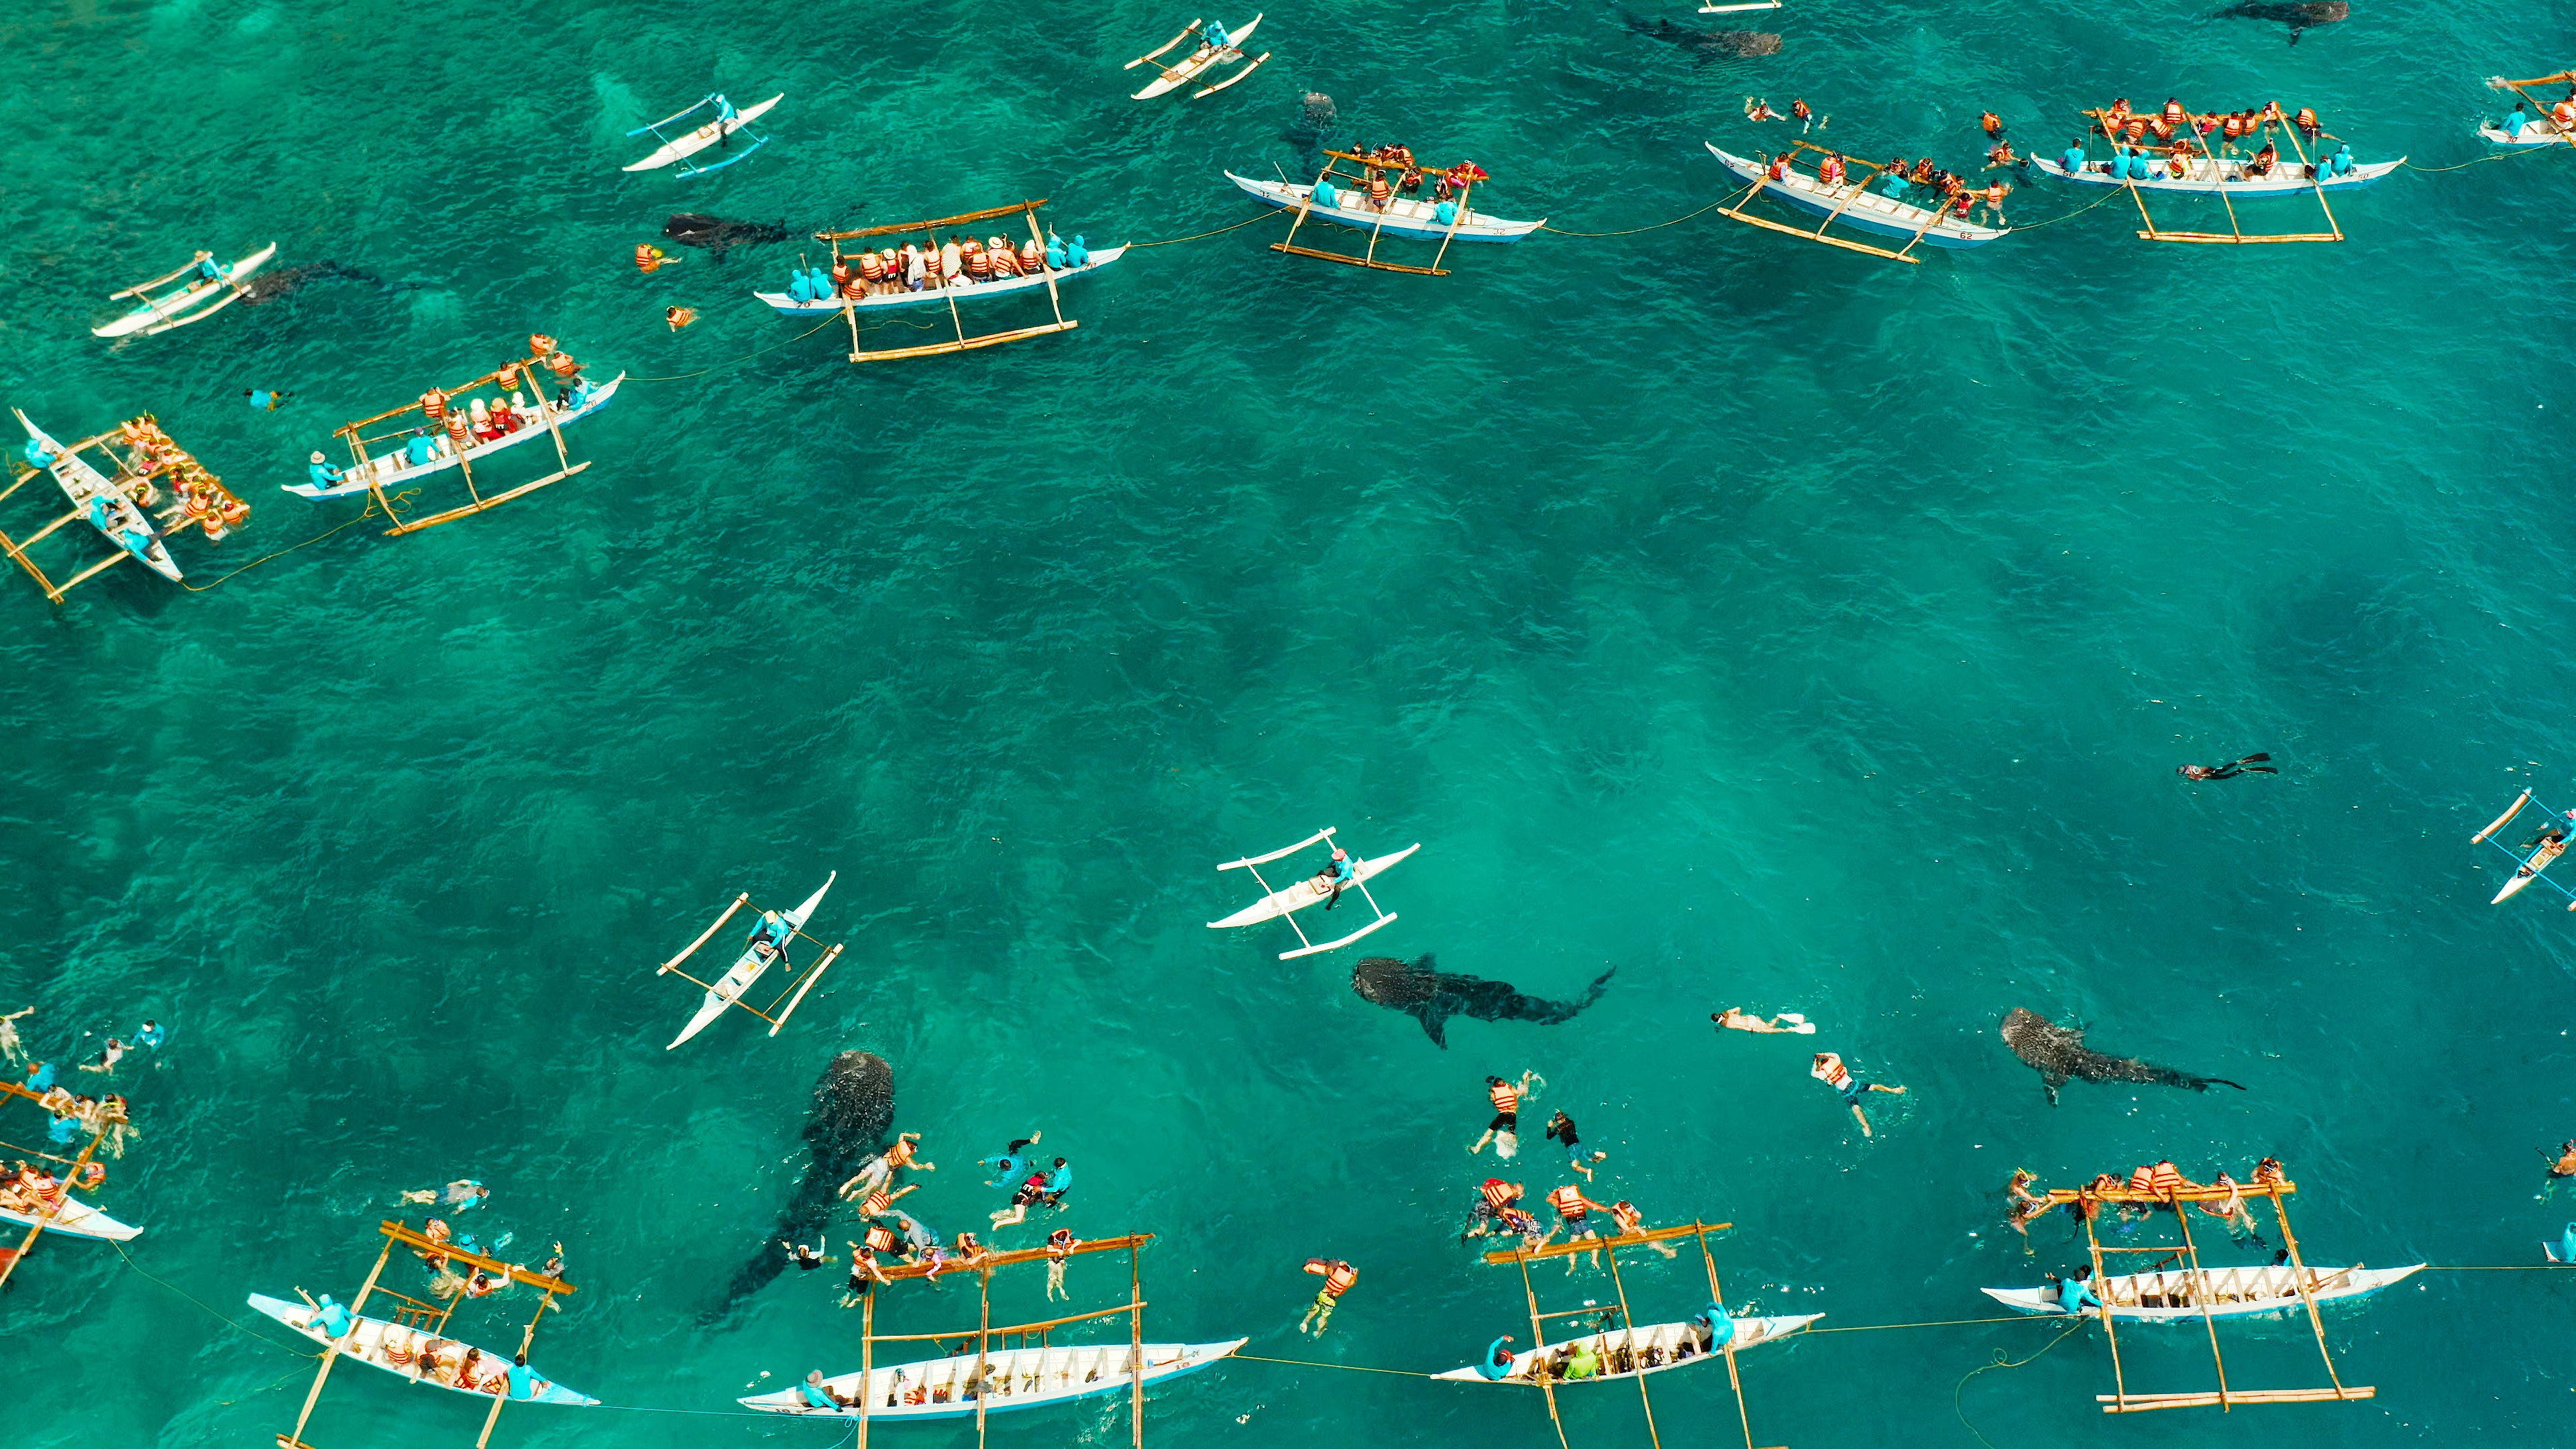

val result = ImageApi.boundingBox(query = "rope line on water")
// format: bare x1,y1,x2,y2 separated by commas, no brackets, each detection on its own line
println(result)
2405,146,2555,174
1130,211,1289,248
109,1240,315,1356
1954,1320,2089,1449
2006,185,2125,231
1232,1352,1432,1378
1541,198,1735,237
1805,1313,2041,1334
176,492,405,592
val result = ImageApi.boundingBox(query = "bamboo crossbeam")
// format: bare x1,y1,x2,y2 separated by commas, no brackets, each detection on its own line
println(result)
818,201,1048,241
1269,241,1449,276
849,321,1077,364
335,366,515,438
2103,1386,2373,1412
1715,206,1923,264
1485,1222,1731,1264
2134,230,2345,244
865,1301,1143,1343
111,254,212,300
1322,148,1487,176
2491,72,2576,89
380,464,586,535
2043,1181,2294,1205
376,1221,576,1295
873,1232,1150,1283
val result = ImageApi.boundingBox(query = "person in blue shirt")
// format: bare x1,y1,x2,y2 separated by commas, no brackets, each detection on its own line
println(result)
1691,1300,1735,1350
2328,143,2355,177
506,1354,551,1400
1311,847,1357,910
1044,230,1065,268
245,388,287,411
25,1059,56,1092
136,1020,164,1051
979,1132,1042,1186
193,253,225,284
2053,1267,2102,1314
1474,1335,1517,1379
313,1293,357,1338
23,436,58,469
1041,1157,1073,1208
1065,235,1090,268
713,94,739,152
2548,1223,2576,1264
307,451,344,490
1204,18,1230,49
2060,139,2088,174
48,1108,81,1144
788,268,817,303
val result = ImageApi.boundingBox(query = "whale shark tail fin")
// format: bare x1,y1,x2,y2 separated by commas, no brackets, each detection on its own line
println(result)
2205,1077,2249,1091
1578,966,1616,1008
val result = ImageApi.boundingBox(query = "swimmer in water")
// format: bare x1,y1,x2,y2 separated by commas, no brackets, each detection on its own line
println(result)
2542,1140,2576,1200
2178,753,2277,780
2004,1170,2049,1252
1044,1227,1081,1299
978,1133,1042,1185
1470,1071,1541,1158
0,1006,30,1068
1810,1052,1906,1138
1544,1111,1607,1179
782,1238,833,1271
1713,1007,1813,1034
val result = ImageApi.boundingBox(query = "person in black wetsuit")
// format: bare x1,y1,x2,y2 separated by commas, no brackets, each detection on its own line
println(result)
1545,1110,1608,1180
2179,753,2277,780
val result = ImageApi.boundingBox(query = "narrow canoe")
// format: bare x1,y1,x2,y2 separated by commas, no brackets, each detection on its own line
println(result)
247,1293,600,1405
753,248,1126,317
284,374,625,500
625,94,784,172
0,1195,144,1242
740,1337,1246,1419
14,409,182,582
670,872,834,1049
1983,1263,2422,1323
1432,1314,1819,1385
1225,172,1545,241
93,242,278,339
1208,843,1419,928
2482,117,2576,146
1703,144,2008,248
1134,15,1262,99
2029,154,2402,195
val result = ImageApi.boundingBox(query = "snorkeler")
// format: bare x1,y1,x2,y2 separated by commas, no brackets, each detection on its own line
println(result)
979,1132,1042,1185
1713,1006,1814,1035
1470,1071,1541,1159
1811,1052,1906,1138
1544,1111,1607,1179
2179,753,2277,780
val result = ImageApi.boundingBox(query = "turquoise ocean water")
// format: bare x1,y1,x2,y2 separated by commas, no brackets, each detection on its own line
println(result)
6,0,2576,1444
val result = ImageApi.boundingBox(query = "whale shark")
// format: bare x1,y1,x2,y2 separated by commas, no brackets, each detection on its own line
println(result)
2215,1,2348,43
717,1050,893,1308
663,213,790,254
2000,1008,2246,1104
1623,13,1782,62
1351,955,1612,1048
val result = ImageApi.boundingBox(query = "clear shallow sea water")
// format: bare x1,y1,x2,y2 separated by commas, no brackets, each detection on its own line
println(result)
5,0,2576,1445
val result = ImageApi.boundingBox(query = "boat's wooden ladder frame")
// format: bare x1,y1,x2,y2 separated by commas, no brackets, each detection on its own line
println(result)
1713,140,1964,265
2080,107,2347,245
1273,148,1487,276
2486,73,2576,149
0,1078,113,1292
331,350,597,537
1216,825,1403,959
276,1219,578,1449
0,419,229,604
848,1232,1158,1449
2041,1176,2372,1413
1478,1220,1790,1449
655,890,847,1035
819,201,1081,363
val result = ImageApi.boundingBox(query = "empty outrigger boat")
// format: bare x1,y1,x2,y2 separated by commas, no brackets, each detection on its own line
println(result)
1985,1263,2421,1323
93,243,278,339
250,1293,600,1405
1209,826,1419,959
2483,72,2576,146
1433,1313,1817,1385
1230,150,1539,275
741,1338,1246,1419
1128,15,1271,100
1706,142,2007,263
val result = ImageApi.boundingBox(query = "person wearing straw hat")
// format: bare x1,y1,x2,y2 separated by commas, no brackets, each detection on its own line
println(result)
305,451,343,490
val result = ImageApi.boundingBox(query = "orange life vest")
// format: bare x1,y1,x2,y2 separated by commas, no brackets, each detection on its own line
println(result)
1481,1179,1518,1212
1489,1081,1520,1113
1547,1185,1592,1220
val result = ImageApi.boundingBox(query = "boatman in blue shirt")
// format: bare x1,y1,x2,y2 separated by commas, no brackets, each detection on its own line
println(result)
1475,1335,1517,1379
193,252,224,283
1691,1300,1735,1351
313,1293,357,1339
306,451,343,490
713,94,739,152
1312,847,1356,910
1204,18,1231,50
136,1020,164,1051
796,1370,848,1409
2060,138,2087,175
506,1354,551,1401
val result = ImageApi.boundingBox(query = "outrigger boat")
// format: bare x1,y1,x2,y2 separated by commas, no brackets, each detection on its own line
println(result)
288,335,622,536
1230,146,1540,276
1209,826,1417,959
1434,1313,1817,1385
1127,15,1271,100
269,1220,588,1449
92,243,278,339
1706,142,2008,264
2471,788,2576,907
624,93,782,176
2041,102,2396,244
0,1196,141,1243
3,409,249,604
780,200,1119,362
1984,1263,2421,1323
2032,151,2400,194
658,873,845,1049
741,1338,1247,1419
2483,72,2576,146
0,1077,134,1293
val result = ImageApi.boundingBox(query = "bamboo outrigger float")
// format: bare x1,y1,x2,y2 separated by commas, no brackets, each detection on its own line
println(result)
2027,1169,2382,1413
741,1232,1244,1449
266,1220,588,1449
801,201,1112,363
3,409,249,604
288,335,621,536
2037,103,2393,244
2483,72,2576,146
1472,1222,1805,1449
0,1077,122,1293
1228,147,1540,276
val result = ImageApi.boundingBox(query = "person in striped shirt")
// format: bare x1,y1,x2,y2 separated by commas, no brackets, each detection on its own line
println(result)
1469,1071,1542,1159
1546,1183,1611,1273
1464,1177,1527,1240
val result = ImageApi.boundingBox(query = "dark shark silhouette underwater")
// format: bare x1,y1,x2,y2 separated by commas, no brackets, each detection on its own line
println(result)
2001,1008,2246,1104
715,1049,894,1311
1351,955,1613,1047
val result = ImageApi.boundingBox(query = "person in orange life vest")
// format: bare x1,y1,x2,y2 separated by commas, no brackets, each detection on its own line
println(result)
1299,1258,1358,1334
1470,1070,1542,1158
1810,1052,1905,1137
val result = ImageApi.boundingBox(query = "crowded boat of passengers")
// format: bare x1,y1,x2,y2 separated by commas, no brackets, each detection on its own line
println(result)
248,1291,599,1405
1328,144,1493,209
2039,97,2394,190
779,231,1099,303
107,417,249,540
1770,149,2015,224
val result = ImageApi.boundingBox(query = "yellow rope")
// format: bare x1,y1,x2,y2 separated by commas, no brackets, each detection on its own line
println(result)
2006,186,2125,231
1806,1313,2043,1334
1130,211,1289,249
1954,1320,2089,1449
2405,147,2553,174
178,488,417,592
109,1239,315,1355
1540,198,1734,238
1232,1352,1431,1378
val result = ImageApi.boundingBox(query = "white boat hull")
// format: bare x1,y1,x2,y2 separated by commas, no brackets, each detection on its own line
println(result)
93,243,278,338
1226,172,1544,241
0,1195,142,1242
741,1338,1245,1419
625,94,784,171
15,409,182,582
248,1293,599,1405
1982,1263,2422,1323
755,248,1126,316
1434,1314,1818,1384
1134,15,1263,99
1208,844,1418,928
670,871,834,1049
284,374,624,500
1704,145,2008,248
2481,117,2575,146
2031,154,2402,195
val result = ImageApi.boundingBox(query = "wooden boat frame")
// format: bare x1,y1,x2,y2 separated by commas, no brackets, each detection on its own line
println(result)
2076,105,2349,244
1212,826,1414,959
275,1219,579,1449
2043,1174,2373,1413
816,201,1088,362
2486,72,2576,148
2469,788,2576,909
624,93,779,178
1478,1220,1794,1449
1711,140,1992,265
1,411,241,604
1274,149,1498,276
327,346,607,536
832,1232,1180,1449
655,887,847,1038
0,1078,115,1291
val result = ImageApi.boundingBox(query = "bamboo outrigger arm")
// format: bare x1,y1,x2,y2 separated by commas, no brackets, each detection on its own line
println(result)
110,252,214,301
818,201,1050,241
1482,1220,1733,1264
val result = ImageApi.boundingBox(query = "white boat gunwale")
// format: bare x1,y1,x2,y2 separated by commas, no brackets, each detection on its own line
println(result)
0,1193,143,1242
1432,1313,1821,1385
738,1337,1247,1419
1981,1263,2424,1323
623,93,784,174
1703,144,2008,249
2031,154,2402,195
283,374,625,500
1132,14,1263,99
248,1293,599,1406
754,248,1128,317
93,242,280,339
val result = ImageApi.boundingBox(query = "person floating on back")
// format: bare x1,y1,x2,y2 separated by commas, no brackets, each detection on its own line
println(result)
1811,1052,1905,1137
